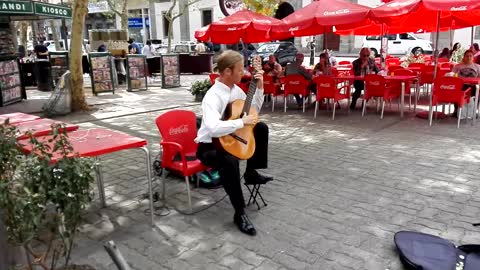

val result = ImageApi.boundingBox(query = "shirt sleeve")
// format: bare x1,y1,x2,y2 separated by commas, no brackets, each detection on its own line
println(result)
252,87,264,113
202,92,244,138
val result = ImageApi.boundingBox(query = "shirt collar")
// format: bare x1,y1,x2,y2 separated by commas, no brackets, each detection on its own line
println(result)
215,79,235,93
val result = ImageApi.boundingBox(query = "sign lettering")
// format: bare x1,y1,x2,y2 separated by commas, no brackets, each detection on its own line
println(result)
34,2,71,18
0,1,33,14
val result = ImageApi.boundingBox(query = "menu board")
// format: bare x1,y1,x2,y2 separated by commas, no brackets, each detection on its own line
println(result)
49,52,69,86
0,22,15,56
0,57,22,106
126,54,147,91
89,52,115,95
161,54,180,88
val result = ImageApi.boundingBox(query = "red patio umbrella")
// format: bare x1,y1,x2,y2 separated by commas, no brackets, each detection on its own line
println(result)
194,10,282,44
270,0,371,39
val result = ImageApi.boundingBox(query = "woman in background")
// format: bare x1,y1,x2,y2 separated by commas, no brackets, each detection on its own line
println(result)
312,53,332,76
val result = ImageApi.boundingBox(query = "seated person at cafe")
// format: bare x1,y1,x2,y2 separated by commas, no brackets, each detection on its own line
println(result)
285,53,313,107
350,47,379,110
263,55,283,77
312,53,332,76
34,41,49,60
451,49,480,116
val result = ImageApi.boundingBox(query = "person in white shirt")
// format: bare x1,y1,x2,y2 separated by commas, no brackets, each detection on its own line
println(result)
195,50,272,236
142,40,156,77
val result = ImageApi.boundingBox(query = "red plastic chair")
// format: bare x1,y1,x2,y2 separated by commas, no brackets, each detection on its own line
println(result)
429,77,472,128
409,63,426,69
362,74,402,119
386,58,400,67
437,57,449,63
239,82,250,94
338,61,351,66
209,73,219,85
314,76,350,119
389,69,417,110
155,110,209,212
388,65,405,73
440,62,452,69
263,75,282,112
282,75,310,113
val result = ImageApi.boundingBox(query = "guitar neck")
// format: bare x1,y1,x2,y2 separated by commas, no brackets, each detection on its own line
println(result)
242,78,258,114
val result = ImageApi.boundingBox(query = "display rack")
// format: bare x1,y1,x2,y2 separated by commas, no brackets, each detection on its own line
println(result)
0,20,15,57
126,54,148,92
49,51,69,86
161,54,180,88
88,52,115,95
0,56,23,106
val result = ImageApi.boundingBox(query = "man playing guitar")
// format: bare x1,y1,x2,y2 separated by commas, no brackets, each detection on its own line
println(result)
196,50,272,236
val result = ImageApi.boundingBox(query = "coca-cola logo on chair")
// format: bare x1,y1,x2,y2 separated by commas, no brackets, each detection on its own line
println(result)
169,124,189,136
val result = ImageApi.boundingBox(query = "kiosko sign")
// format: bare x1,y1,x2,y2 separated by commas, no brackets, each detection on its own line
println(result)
34,2,71,18
0,0,34,14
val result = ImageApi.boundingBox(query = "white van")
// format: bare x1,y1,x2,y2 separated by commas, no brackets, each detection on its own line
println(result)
362,33,433,56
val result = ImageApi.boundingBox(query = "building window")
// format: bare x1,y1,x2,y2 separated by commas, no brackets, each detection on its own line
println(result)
163,12,170,38
475,27,480,40
201,9,212,27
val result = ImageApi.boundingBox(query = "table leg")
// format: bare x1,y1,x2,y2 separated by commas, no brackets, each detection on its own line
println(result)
94,157,106,208
414,80,419,112
140,146,154,226
401,82,405,117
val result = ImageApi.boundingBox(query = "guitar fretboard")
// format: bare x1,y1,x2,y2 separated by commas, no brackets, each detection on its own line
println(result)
242,78,257,114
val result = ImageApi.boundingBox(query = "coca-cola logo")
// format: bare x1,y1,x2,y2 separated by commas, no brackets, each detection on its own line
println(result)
440,84,455,90
227,27,237,31
290,81,300,85
323,9,350,16
369,81,380,86
288,26,299,31
169,124,189,135
319,83,331,88
450,6,467,11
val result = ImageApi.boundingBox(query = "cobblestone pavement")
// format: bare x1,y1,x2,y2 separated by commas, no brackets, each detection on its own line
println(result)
6,75,480,269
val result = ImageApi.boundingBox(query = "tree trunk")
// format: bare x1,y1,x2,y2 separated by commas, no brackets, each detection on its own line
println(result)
19,22,28,48
70,0,88,112
167,18,173,53
49,20,62,51
121,0,128,34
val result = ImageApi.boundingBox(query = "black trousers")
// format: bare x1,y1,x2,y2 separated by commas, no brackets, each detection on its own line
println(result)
351,80,364,107
146,58,156,76
196,122,269,214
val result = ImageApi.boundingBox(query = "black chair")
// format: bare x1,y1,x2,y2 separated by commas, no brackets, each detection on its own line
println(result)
244,176,271,210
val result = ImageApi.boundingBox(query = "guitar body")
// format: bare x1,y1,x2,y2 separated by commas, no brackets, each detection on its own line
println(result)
218,99,257,160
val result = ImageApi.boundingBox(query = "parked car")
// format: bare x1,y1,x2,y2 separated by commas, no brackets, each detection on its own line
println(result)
362,33,433,56
249,42,297,66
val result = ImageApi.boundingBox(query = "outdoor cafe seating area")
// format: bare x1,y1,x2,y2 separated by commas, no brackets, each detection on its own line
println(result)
209,58,480,128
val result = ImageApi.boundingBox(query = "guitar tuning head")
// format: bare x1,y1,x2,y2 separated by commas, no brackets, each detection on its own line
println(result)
252,55,262,75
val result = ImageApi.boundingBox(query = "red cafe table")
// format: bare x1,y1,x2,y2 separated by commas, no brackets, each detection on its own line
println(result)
18,128,155,225
13,118,79,140
0,112,40,124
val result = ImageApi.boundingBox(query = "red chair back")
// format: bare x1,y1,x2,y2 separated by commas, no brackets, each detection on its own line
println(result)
263,75,277,95
338,61,351,65
437,57,449,63
155,110,199,169
386,58,400,67
432,77,469,106
440,62,452,69
283,75,309,95
408,63,425,69
364,74,387,99
314,76,337,100
388,65,405,72
331,66,339,77
209,73,219,85
392,69,415,76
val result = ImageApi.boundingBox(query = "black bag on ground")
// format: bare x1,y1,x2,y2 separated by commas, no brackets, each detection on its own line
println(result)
395,231,480,270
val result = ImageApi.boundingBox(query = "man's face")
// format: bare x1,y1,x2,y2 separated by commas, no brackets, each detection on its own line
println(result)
360,50,370,60
226,61,245,84
296,56,304,65
269,55,275,63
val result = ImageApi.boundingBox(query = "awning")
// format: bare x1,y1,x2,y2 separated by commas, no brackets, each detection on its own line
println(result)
0,0,72,19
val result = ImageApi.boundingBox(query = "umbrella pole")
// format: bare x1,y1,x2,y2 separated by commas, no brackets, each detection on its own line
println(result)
449,28,453,49
472,26,475,45
381,24,385,69
433,11,441,80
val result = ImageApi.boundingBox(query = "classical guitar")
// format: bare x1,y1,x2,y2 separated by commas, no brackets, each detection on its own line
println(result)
217,55,262,160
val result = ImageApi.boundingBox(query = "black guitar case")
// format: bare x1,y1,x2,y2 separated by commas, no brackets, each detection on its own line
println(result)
395,231,480,270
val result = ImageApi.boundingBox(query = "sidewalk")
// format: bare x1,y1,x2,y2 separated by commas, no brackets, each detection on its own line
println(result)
4,76,480,270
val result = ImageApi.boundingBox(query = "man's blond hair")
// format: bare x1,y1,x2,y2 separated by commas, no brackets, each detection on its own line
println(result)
216,50,244,73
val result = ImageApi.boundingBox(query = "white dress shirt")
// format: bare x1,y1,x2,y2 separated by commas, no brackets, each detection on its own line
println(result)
195,80,264,143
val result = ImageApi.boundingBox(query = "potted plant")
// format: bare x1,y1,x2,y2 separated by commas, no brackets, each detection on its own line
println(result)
190,79,211,102
0,121,96,270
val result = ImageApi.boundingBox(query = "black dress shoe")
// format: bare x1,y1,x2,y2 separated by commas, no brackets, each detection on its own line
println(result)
244,170,273,185
234,214,257,236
